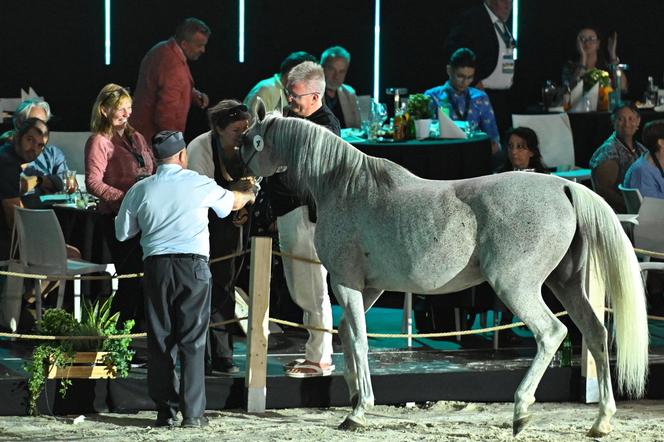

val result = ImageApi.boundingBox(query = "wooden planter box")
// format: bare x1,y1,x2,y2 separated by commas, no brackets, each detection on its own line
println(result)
48,352,117,379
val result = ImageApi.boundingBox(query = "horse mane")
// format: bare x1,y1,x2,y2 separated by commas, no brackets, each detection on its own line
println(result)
264,113,394,197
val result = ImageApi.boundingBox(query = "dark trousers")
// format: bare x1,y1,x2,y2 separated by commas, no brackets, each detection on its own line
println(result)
143,254,211,419
485,88,512,171
206,215,243,366
103,215,145,330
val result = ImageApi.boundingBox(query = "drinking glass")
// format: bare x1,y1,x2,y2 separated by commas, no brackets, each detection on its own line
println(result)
64,170,78,201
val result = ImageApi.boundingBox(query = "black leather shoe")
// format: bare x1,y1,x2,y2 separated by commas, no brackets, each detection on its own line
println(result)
155,417,176,428
210,359,240,374
181,416,209,428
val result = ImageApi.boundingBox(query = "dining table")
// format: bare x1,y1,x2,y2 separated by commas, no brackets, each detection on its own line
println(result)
344,133,493,180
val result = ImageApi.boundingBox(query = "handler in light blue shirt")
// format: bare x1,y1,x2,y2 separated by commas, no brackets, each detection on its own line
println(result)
115,145,236,259
114,131,255,427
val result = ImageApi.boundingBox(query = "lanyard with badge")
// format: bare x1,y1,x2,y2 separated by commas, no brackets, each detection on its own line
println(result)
494,21,516,74
118,134,149,182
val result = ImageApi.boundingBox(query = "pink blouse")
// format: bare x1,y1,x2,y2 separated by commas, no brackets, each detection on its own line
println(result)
85,131,155,214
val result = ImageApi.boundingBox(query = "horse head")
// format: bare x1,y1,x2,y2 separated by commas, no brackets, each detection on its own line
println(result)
239,98,286,178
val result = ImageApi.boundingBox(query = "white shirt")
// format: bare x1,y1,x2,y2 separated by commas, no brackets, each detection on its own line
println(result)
115,163,235,259
481,4,514,90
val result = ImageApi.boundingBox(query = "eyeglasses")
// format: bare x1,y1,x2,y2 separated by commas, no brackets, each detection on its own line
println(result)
579,36,599,43
287,90,318,100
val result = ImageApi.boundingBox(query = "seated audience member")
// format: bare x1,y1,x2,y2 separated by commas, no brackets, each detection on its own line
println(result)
497,126,548,173
424,48,500,153
561,27,628,91
85,83,156,330
244,51,317,113
590,103,645,213
187,99,254,374
624,119,664,199
0,118,49,261
0,99,69,199
320,46,361,128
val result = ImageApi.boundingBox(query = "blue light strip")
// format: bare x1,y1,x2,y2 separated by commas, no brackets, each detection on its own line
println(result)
373,0,381,102
512,0,519,60
239,0,245,63
104,0,111,65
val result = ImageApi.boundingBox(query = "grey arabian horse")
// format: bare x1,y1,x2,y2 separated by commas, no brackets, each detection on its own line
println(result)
240,101,649,437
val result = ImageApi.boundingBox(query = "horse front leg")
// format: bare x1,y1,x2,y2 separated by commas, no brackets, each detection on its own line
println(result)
331,280,374,430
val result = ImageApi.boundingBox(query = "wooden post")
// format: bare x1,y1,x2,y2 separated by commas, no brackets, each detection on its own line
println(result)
582,265,605,403
245,236,272,413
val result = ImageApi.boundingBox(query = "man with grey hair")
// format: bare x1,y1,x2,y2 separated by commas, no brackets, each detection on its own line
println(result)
244,51,317,114
0,99,69,199
266,61,339,378
131,17,211,143
321,46,361,128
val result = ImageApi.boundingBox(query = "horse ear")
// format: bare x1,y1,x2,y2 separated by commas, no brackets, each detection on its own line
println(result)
254,97,267,123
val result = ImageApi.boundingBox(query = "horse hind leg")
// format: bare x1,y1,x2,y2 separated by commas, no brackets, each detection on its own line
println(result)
334,282,378,431
492,282,567,436
546,270,616,437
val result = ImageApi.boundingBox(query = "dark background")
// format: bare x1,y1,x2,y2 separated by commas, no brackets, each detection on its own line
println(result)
2,0,663,139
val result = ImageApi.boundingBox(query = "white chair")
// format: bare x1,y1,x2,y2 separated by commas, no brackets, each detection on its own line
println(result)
47,131,91,174
511,113,591,182
13,207,110,321
633,198,664,300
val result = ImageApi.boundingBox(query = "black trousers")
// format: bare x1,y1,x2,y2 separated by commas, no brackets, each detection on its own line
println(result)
102,215,145,330
206,214,244,366
143,254,211,419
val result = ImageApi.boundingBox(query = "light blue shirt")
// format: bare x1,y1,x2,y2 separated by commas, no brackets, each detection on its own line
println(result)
115,163,235,259
624,154,664,199
23,144,68,193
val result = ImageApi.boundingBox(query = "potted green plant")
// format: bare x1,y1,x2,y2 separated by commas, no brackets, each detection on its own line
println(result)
25,295,134,416
407,94,433,139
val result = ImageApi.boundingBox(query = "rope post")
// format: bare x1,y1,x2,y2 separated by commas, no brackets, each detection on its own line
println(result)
582,264,604,403
245,236,272,413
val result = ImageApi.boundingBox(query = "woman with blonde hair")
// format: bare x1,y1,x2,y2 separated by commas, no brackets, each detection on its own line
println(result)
85,83,155,334
85,83,155,214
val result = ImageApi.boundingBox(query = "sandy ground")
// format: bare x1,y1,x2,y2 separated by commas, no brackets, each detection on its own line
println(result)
0,400,662,441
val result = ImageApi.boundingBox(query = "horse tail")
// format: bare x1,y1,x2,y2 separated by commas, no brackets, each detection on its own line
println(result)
566,182,649,397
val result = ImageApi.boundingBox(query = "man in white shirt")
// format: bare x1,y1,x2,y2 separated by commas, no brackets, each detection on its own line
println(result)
116,131,254,428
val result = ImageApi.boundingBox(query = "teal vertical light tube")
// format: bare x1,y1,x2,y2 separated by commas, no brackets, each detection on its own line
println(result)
104,0,111,65
239,0,245,63
373,0,381,102
512,0,519,60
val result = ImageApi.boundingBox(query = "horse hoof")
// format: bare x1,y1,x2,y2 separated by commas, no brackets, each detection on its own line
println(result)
587,426,611,438
513,415,531,436
338,416,365,431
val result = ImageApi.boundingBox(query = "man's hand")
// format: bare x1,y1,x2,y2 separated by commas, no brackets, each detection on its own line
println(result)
40,176,57,193
231,190,256,210
20,175,38,194
232,207,249,226
230,177,255,192
193,89,209,109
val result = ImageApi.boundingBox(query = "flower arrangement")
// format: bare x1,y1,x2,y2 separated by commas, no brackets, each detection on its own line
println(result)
406,94,433,120
582,68,611,92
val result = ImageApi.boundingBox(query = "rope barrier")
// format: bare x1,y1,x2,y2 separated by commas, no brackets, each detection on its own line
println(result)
0,250,248,281
272,250,322,265
1,307,662,343
634,248,664,260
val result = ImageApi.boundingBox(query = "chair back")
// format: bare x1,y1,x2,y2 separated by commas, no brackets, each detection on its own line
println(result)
13,207,68,273
511,113,575,169
634,197,664,253
47,131,91,174
618,184,643,214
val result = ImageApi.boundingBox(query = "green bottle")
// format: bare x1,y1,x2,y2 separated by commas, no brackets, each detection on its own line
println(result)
560,335,572,367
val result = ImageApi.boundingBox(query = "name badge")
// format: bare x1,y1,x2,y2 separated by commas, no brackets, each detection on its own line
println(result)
502,49,515,74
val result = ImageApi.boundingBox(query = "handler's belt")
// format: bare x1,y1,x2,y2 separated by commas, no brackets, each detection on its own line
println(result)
151,253,209,263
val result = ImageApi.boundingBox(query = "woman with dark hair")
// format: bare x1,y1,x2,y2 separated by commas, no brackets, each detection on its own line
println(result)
624,120,664,199
561,26,628,91
590,103,646,212
187,99,254,374
498,126,548,173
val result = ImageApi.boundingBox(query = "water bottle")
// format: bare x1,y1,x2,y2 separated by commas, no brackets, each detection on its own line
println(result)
560,335,573,367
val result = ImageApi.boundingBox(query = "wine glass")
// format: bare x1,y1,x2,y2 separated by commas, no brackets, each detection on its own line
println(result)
369,102,388,140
